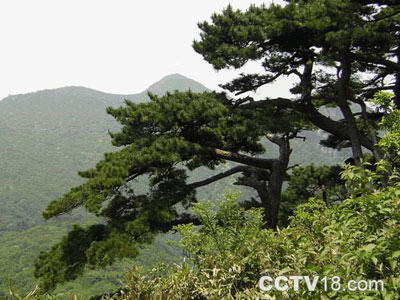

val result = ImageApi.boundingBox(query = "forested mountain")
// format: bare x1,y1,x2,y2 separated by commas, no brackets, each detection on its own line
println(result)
0,73,208,232
0,73,348,297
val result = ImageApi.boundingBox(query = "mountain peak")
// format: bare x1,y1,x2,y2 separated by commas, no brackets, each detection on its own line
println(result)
160,73,188,80
145,73,209,95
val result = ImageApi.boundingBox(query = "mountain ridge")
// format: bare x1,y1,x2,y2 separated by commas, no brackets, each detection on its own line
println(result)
0,73,209,104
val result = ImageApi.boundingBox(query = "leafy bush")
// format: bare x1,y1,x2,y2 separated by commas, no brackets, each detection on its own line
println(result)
117,175,399,299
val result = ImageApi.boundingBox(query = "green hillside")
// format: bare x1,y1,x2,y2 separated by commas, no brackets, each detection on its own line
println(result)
0,74,349,297
0,73,209,232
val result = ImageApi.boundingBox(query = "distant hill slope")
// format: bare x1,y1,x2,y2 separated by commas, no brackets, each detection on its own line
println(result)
0,74,209,232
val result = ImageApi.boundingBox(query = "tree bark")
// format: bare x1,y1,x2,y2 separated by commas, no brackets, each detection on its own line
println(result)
394,47,400,108
264,134,291,229
337,51,363,165
213,148,275,169
357,99,384,160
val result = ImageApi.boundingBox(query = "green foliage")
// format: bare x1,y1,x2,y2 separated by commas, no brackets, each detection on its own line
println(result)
7,285,61,300
195,0,399,69
285,164,343,202
119,192,269,299
120,181,399,299
0,221,182,299
370,92,395,113
373,92,400,158
279,164,344,225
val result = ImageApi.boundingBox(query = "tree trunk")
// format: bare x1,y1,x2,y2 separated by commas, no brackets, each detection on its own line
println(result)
264,161,285,228
394,48,400,108
264,135,291,229
358,100,384,161
337,51,363,165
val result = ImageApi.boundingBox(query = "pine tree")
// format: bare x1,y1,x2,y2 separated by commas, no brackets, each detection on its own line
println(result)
193,0,400,164
34,91,310,290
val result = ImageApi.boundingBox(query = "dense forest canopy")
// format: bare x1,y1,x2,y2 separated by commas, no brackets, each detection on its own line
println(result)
32,0,400,297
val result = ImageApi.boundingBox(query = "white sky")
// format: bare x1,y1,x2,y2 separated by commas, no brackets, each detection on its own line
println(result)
0,0,290,101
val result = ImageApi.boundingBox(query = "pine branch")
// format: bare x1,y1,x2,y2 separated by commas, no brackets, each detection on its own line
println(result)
188,165,249,188
352,54,400,72
364,10,400,23
241,98,375,151
214,148,275,169
164,214,202,232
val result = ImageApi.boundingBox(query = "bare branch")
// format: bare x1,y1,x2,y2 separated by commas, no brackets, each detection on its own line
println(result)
364,10,400,23
287,164,299,171
361,85,395,94
352,54,400,72
234,72,285,96
188,165,249,188
163,214,202,232
232,69,300,96
125,167,147,182
213,148,275,169
294,135,306,141
235,176,265,189
265,133,284,146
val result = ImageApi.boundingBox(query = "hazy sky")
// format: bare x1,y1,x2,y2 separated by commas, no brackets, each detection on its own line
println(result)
0,0,289,101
